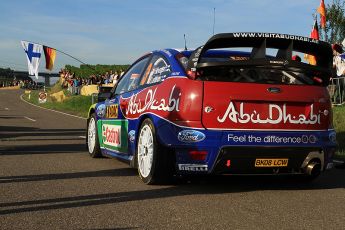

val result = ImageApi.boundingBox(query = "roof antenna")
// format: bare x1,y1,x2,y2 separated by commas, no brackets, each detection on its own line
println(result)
184,34,188,50
213,7,216,35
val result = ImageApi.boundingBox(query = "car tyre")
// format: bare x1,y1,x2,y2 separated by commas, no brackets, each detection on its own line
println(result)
87,113,102,158
137,118,172,184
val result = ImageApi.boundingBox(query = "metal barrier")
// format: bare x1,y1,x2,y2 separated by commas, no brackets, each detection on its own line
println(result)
328,77,345,105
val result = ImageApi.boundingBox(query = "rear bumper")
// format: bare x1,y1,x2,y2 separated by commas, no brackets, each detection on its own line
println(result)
154,116,337,175
212,146,329,175
169,129,337,175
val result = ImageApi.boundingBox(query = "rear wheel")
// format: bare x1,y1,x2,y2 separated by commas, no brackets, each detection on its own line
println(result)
137,118,172,184
87,114,102,158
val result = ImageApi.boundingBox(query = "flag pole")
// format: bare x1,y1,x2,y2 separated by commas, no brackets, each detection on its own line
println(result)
213,7,216,35
323,21,327,42
48,46,96,71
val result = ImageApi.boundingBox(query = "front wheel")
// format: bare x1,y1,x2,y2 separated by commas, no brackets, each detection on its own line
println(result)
137,118,172,184
87,114,102,158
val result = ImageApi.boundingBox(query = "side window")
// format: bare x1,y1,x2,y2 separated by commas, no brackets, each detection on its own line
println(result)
115,57,150,95
140,55,171,86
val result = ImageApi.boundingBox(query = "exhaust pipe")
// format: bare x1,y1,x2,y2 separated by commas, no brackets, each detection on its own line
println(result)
305,162,321,177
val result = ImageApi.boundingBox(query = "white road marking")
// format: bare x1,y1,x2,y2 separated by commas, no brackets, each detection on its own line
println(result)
24,116,36,122
79,136,86,139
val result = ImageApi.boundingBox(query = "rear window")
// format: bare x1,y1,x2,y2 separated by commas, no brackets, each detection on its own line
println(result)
195,52,328,86
198,65,320,85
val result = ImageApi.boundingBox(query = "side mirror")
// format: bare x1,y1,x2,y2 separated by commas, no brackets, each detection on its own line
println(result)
97,86,113,102
97,92,111,102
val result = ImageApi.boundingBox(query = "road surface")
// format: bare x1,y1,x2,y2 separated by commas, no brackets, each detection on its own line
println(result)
0,89,344,229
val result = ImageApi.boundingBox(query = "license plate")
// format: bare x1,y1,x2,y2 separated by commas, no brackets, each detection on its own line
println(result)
255,158,288,167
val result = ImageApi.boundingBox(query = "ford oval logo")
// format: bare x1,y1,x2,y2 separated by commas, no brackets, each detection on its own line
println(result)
267,87,281,93
178,130,206,143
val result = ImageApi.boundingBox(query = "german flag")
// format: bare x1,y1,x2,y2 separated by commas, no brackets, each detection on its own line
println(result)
310,20,320,40
305,20,319,65
43,46,56,70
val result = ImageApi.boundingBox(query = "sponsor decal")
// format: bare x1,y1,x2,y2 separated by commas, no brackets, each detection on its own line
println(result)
102,124,121,147
151,65,170,76
171,72,181,76
98,120,128,153
106,104,118,118
125,84,181,116
217,101,323,125
230,56,249,61
227,133,318,145
178,164,208,172
147,63,171,84
161,49,172,57
128,130,136,143
270,60,289,65
308,135,317,144
178,130,206,143
204,106,214,113
232,33,319,44
96,104,106,118
255,159,289,167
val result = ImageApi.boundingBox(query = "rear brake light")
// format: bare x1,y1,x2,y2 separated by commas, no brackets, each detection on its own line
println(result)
226,160,231,168
313,77,323,84
189,150,208,161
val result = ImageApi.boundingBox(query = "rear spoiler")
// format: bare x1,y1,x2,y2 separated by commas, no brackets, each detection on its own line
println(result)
186,32,333,73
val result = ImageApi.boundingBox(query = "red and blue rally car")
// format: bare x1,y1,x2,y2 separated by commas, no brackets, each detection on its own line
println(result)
87,33,337,184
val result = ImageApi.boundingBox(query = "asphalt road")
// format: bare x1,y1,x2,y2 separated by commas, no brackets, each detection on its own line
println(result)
0,89,345,230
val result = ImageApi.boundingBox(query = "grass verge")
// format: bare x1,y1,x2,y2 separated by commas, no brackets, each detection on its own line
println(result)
23,90,93,118
333,105,345,159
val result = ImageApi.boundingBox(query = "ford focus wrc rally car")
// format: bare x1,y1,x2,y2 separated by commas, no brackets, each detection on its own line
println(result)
87,33,337,184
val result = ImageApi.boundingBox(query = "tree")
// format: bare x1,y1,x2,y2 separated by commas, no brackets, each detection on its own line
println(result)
64,64,129,78
320,0,345,44
0,67,14,78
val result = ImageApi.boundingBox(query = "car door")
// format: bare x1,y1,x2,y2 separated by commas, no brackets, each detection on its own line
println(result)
100,56,151,157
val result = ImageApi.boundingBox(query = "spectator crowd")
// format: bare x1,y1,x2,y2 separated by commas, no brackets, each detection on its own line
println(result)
329,40,345,104
59,69,124,95
0,80,20,88
0,80,46,89
0,68,126,93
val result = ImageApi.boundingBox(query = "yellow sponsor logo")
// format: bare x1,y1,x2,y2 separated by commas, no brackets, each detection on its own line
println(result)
106,104,118,118
255,159,289,167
